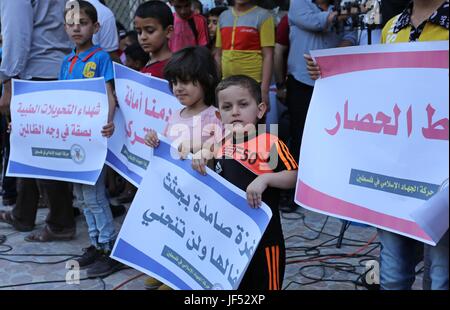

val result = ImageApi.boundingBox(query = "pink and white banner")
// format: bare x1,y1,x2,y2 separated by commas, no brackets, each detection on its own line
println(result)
295,41,449,245
106,63,180,186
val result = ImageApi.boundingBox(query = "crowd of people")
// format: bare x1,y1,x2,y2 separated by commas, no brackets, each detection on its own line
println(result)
0,0,448,290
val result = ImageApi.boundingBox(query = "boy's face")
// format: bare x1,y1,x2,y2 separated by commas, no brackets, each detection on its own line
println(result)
134,17,172,54
65,10,99,48
208,15,219,40
125,57,145,71
171,0,193,20
120,35,136,52
217,85,266,134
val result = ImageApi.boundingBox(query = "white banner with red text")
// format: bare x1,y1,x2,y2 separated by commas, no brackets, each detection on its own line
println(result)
7,78,108,185
296,41,449,245
106,63,180,186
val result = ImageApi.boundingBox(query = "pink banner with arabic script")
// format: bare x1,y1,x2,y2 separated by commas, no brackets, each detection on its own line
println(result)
296,41,449,245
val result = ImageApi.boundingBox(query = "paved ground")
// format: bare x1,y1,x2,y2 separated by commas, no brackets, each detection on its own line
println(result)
0,199,423,290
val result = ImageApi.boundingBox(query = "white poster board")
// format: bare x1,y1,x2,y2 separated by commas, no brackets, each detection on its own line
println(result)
295,41,449,245
106,63,180,186
112,138,272,289
7,78,108,185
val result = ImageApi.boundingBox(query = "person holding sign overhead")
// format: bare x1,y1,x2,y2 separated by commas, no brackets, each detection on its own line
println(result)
304,0,448,290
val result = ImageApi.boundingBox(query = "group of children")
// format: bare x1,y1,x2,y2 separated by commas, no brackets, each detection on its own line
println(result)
53,0,450,291
61,0,295,289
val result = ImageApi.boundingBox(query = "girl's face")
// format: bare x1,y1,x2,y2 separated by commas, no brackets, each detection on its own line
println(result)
217,85,266,133
172,78,205,108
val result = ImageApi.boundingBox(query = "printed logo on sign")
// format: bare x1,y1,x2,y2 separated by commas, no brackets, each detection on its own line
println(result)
71,144,86,164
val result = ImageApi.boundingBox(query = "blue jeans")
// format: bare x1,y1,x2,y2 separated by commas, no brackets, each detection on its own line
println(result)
378,229,423,290
73,168,115,251
423,230,449,290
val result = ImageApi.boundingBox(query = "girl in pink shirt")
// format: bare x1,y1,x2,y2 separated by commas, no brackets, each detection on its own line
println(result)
145,46,222,155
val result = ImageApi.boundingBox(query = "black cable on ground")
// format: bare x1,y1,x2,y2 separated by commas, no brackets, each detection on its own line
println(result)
0,277,107,290
282,210,382,290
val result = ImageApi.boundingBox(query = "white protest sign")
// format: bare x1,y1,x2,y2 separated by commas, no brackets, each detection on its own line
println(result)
106,63,180,186
111,138,272,289
7,78,108,185
295,41,449,245
410,181,449,244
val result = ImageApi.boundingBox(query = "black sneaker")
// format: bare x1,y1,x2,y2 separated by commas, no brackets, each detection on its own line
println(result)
2,196,16,206
76,246,102,269
109,204,126,218
73,208,81,218
86,253,123,278
116,191,136,204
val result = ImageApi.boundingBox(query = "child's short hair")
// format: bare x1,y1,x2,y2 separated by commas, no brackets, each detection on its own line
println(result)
216,75,262,105
117,21,127,39
65,0,98,23
191,0,203,13
125,30,138,44
124,43,150,64
135,1,174,29
207,7,228,18
164,46,219,106
170,0,193,3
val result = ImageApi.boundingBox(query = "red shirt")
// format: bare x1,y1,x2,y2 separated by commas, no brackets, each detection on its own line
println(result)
140,59,169,79
276,15,290,47
169,13,209,53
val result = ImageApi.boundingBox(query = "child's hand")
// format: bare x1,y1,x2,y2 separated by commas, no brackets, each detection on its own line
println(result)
191,148,212,176
101,121,115,138
144,129,159,148
192,157,208,176
177,140,191,159
246,174,269,208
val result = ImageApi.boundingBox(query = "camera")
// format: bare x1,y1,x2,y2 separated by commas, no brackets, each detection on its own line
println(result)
333,0,382,30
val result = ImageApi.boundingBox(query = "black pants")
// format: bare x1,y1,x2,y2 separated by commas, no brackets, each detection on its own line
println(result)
238,242,286,290
10,77,74,231
1,114,16,200
12,178,74,231
285,75,314,161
